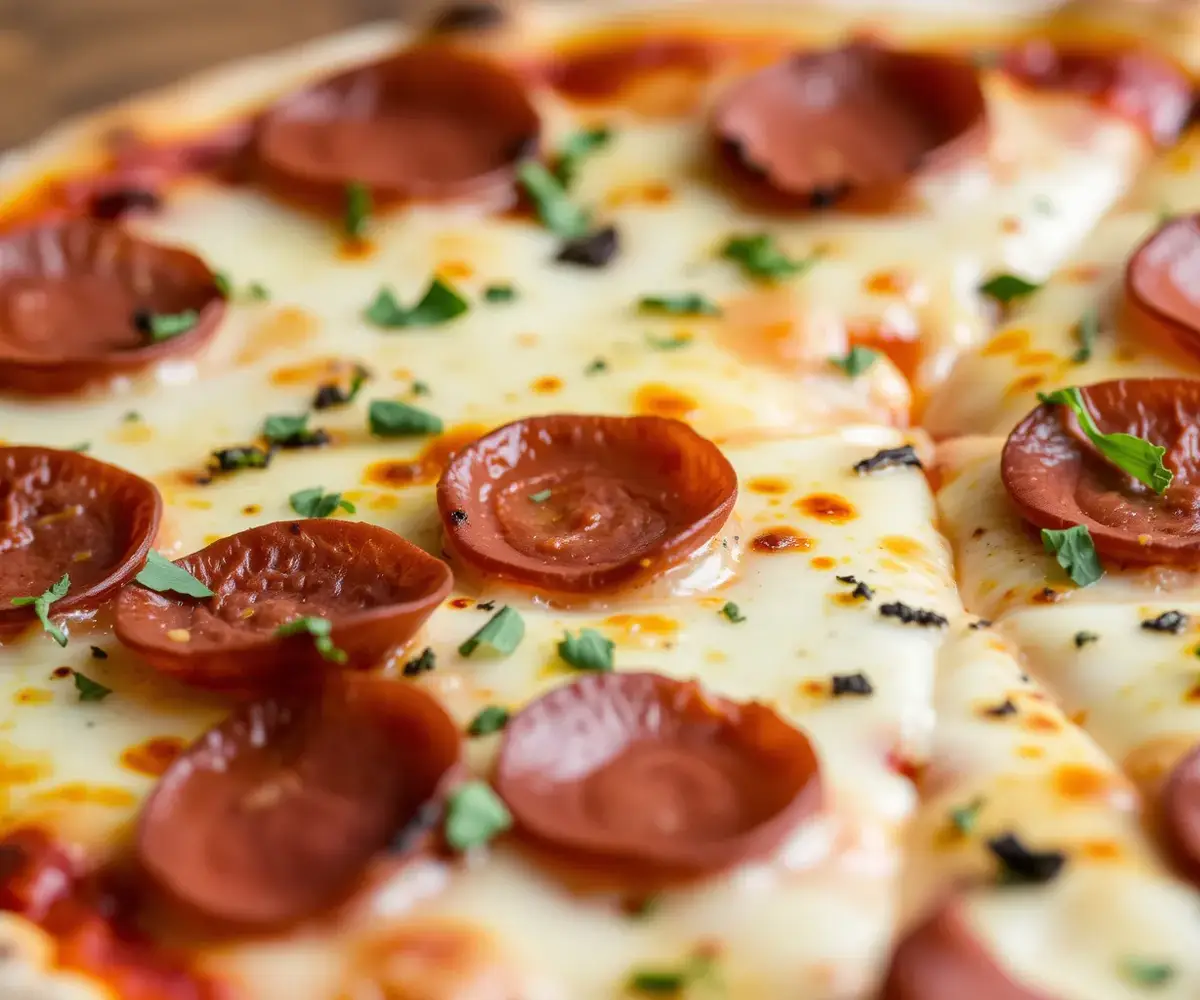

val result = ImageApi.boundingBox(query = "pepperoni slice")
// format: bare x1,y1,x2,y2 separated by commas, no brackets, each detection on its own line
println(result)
1001,379,1200,565
114,520,452,693
1125,215,1200,363
255,46,540,214
0,446,161,633
0,220,225,395
137,673,461,926
710,43,986,209
881,898,1053,1000
1160,742,1200,886
1003,41,1191,147
494,672,821,885
436,415,736,594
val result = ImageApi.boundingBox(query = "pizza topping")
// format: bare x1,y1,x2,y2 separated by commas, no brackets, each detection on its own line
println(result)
484,283,517,303
137,673,461,925
369,399,445,437
428,1,507,33
262,412,330,450
854,445,922,475
1003,42,1191,147
115,520,452,693
979,274,1040,305
0,220,225,394
881,898,1055,1000
468,705,510,737
517,160,592,238
444,781,513,852
73,671,112,701
983,698,1018,718
719,601,746,623
0,446,161,637
1073,630,1100,648
1142,610,1187,634
638,293,721,317
459,605,525,658
438,415,736,594
289,487,356,518
557,628,615,671
711,44,985,207
553,126,613,188
627,952,719,997
950,797,985,835
1158,743,1200,887
402,646,437,677
831,346,879,377
210,444,273,472
831,672,873,697
364,278,469,329
1119,959,1176,988
556,225,621,268
1072,309,1099,364
987,832,1066,885
136,550,214,598
1002,379,1200,564
720,233,812,282
312,364,370,410
1125,216,1200,362
495,672,821,882
879,602,948,628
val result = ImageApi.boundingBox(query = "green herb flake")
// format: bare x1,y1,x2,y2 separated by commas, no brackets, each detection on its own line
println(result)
459,605,525,658
1032,196,1056,216
467,705,511,737
140,309,199,341
529,489,552,503
410,380,431,397
557,628,615,671
584,357,609,375
553,126,613,188
719,601,746,624
68,442,91,453
1119,958,1175,989
73,671,112,702
246,281,270,302
136,551,214,598
645,332,692,351
627,954,718,997
262,412,324,447
1039,387,1173,494
950,796,985,835
1071,310,1100,364
444,780,512,851
720,233,813,282
289,486,356,518
363,278,469,329
368,399,444,437
275,615,347,664
978,273,1040,304
344,181,371,239
637,293,721,317
483,283,517,303
516,161,592,239
1041,525,1105,588
213,271,232,298
10,574,71,647
830,346,880,377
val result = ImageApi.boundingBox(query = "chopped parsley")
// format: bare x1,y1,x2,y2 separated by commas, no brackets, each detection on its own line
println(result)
637,293,721,317
719,601,746,623
950,797,984,835
517,160,591,239
720,233,813,282
368,399,444,437
214,272,270,302
830,346,879,377
483,283,517,303
645,331,692,351
289,487,355,518
363,278,469,328
210,445,272,472
67,442,90,453
459,605,524,657
1041,525,1104,588
401,647,437,676
528,489,552,503
444,780,512,851
978,273,1040,304
584,357,609,375
557,628,615,671
275,616,347,663
467,705,511,737
626,953,718,997
73,671,112,702
1071,309,1100,364
133,308,199,342
410,380,431,396
344,180,371,239
136,551,213,598
553,126,613,188
262,413,328,449
1039,386,1172,493
312,365,369,409
10,574,70,646
1119,958,1175,989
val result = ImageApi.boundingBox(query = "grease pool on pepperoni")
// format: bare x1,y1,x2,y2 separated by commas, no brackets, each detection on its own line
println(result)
881,898,1053,1000
710,43,986,208
0,446,161,633
494,672,822,885
0,220,225,395
1001,379,1200,565
138,673,461,926
436,414,736,595
1003,41,1191,148
254,46,540,214
115,520,452,692
1126,215,1200,363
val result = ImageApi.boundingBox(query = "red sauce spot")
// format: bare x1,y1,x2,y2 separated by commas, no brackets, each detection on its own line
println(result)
795,493,857,524
120,737,186,779
750,528,813,553
449,597,474,610
746,476,790,495
364,424,489,488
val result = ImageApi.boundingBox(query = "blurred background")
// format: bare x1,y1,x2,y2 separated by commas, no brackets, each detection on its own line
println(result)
0,0,403,150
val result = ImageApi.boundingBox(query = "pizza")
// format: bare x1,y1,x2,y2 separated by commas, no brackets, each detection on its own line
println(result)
6,0,1200,997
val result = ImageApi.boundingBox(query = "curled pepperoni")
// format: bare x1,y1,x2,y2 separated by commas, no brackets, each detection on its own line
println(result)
0,446,161,632
1001,379,1200,565
255,46,540,214
494,672,821,886
710,44,986,209
1125,215,1200,363
0,220,225,395
137,673,461,926
114,519,452,693
1160,742,1200,886
436,415,736,594
882,898,1052,1000
1003,41,1191,147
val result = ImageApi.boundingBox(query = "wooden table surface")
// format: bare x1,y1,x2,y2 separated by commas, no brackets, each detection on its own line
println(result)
0,0,403,151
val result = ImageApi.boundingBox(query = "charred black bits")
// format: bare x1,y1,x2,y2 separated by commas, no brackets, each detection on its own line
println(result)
288,523,302,535
89,646,108,660
969,619,993,630
428,0,506,32
476,600,496,611
836,574,857,584
210,446,274,472
556,225,620,268
808,183,851,209
831,672,874,697
1141,610,1187,634
1074,630,1100,648
983,698,1018,718
852,581,874,601
402,647,437,677
879,601,948,628
131,308,154,335
389,799,443,854
450,509,469,526
854,445,922,475
90,187,161,221
987,832,1067,885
